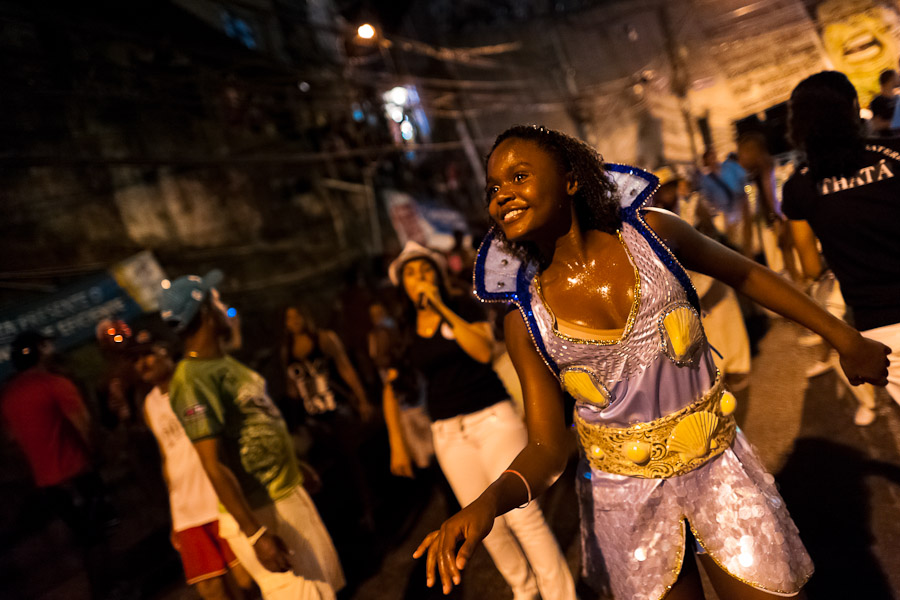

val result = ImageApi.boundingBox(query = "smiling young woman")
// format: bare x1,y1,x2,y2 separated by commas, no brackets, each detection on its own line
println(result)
414,125,891,600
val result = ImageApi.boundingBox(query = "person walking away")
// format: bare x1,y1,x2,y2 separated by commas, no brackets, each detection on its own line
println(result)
784,70,900,407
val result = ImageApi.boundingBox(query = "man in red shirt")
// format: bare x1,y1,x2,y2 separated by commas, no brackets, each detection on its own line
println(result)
2,331,114,598
2,332,92,488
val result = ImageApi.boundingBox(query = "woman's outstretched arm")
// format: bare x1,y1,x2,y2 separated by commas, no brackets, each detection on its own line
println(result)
413,308,569,594
644,208,890,385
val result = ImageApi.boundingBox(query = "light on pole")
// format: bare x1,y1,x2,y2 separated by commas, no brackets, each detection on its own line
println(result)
357,23,376,40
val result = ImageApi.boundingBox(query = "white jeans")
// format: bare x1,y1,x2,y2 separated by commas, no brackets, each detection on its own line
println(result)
431,400,576,600
219,485,345,600
862,322,900,404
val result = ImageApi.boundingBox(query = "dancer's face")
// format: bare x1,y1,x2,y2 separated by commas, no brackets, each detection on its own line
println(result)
486,138,577,243
401,258,437,303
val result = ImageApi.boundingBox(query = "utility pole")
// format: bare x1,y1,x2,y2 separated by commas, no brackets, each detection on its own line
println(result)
549,24,589,141
659,3,699,164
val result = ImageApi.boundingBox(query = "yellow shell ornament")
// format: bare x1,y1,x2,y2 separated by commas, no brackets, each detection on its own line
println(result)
667,411,719,464
625,441,652,465
719,391,737,417
660,305,703,364
561,367,611,408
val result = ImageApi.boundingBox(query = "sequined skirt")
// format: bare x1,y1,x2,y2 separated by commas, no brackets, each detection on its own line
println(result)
577,432,814,599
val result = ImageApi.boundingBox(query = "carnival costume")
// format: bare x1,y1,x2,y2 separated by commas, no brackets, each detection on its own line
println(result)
473,166,814,599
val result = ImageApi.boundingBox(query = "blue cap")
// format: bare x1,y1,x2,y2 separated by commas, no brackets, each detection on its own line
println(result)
158,270,223,332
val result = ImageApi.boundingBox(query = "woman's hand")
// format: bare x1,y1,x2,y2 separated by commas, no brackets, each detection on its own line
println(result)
254,531,293,573
837,333,891,386
390,443,415,478
413,499,495,594
413,280,442,309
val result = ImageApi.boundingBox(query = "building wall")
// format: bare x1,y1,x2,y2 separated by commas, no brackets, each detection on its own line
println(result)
0,1,386,311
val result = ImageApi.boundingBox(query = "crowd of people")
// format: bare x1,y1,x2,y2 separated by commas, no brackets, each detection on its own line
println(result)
2,66,898,600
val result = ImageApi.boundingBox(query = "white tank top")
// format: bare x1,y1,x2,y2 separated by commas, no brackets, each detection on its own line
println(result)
143,387,220,531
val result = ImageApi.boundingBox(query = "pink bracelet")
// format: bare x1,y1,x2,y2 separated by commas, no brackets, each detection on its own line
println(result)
502,469,532,508
248,525,267,546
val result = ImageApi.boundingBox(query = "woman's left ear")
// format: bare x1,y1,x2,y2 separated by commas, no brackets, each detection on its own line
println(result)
566,174,578,196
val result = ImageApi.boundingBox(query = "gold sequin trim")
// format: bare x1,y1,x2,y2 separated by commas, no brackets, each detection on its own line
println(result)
534,230,642,346
575,372,735,478
688,521,811,596
658,518,687,600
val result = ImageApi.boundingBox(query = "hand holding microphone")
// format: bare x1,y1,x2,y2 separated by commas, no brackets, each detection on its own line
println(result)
416,281,439,310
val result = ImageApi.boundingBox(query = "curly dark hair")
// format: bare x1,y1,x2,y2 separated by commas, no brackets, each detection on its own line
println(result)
788,71,866,181
485,125,620,265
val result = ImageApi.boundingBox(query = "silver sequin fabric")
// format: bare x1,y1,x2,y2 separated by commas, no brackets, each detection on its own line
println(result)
576,434,813,599
525,223,814,598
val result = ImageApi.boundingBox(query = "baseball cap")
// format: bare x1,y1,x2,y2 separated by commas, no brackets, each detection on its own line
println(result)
388,241,449,287
159,269,223,332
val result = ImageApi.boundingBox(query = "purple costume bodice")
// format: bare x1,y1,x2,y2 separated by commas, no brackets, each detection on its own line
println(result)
474,165,716,427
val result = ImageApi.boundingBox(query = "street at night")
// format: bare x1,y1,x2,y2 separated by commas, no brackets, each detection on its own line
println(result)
2,1,900,599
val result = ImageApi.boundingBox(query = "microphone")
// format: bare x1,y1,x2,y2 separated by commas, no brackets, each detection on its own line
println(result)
417,292,428,310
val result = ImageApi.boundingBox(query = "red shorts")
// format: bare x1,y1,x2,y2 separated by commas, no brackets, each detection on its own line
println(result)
172,520,239,585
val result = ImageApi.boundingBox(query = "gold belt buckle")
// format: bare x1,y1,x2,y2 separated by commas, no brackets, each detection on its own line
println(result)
576,372,737,479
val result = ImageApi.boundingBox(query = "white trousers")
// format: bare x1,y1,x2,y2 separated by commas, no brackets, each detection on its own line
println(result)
219,485,345,600
431,400,576,600
862,322,900,404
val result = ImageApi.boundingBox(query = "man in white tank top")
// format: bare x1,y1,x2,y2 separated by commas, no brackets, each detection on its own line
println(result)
135,340,255,599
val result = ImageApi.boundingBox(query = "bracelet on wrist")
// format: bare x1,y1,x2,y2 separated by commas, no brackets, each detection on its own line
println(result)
502,469,532,509
248,525,267,546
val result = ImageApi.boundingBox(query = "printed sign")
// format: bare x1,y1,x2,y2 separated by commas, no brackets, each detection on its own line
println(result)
0,274,144,381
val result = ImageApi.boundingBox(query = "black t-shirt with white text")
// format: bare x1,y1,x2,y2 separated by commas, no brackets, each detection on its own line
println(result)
782,140,900,330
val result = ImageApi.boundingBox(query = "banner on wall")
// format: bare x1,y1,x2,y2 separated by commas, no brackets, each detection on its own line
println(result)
0,253,166,381
384,190,468,252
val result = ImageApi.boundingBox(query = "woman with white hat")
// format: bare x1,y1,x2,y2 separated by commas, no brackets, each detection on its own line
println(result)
384,241,576,600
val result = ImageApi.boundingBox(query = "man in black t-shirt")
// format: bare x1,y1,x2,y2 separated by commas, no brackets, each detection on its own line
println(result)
868,69,898,136
783,140,900,406
786,72,899,408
